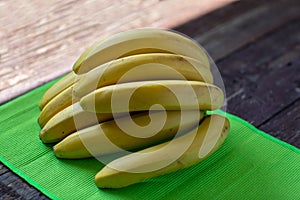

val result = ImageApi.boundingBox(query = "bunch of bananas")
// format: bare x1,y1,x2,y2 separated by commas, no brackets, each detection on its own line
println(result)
38,29,230,189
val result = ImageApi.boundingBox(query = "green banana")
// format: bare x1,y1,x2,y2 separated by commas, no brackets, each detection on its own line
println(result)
80,80,224,113
73,53,213,98
53,110,204,159
39,102,114,143
73,29,209,74
94,114,230,188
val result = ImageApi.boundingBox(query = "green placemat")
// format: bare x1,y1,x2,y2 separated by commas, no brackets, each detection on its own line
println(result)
0,79,299,200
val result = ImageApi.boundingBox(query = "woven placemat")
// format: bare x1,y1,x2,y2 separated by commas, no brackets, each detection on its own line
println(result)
1,79,299,200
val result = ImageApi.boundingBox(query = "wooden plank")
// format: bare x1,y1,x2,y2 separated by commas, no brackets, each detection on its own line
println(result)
0,169,49,199
1,0,299,199
219,20,300,147
0,0,234,105
0,1,237,198
196,0,299,61
226,49,300,126
0,164,8,176
2,0,298,105
259,98,300,148
0,181,23,199
218,19,300,96
174,0,268,37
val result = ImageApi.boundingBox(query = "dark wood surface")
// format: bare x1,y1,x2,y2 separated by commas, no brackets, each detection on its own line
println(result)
0,0,299,199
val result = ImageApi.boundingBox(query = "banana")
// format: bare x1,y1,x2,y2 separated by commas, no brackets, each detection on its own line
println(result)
39,38,103,110
38,85,78,128
80,80,224,113
53,110,204,159
94,114,229,188
37,28,230,190
73,29,209,74
74,40,102,70
39,102,114,143
39,71,77,109
73,53,213,98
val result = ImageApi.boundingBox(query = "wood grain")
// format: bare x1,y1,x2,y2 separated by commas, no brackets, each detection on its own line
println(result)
219,20,300,125
175,0,268,40
0,166,48,200
195,0,299,60
259,99,300,147
1,0,299,199
218,19,300,96
0,0,234,105
219,20,300,147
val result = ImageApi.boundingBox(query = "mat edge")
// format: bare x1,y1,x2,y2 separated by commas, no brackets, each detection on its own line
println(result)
1,83,299,199
212,110,300,153
0,156,59,200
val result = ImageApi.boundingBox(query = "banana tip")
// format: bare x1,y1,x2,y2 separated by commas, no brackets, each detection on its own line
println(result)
38,132,44,141
53,145,63,158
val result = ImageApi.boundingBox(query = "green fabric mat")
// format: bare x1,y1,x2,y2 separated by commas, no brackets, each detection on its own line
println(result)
0,79,299,200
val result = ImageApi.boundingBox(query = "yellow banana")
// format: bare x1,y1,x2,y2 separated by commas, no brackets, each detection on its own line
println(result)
74,40,102,70
39,102,114,143
37,28,231,190
73,53,213,98
53,110,204,159
39,72,77,109
80,80,224,113
39,39,102,110
94,114,229,188
38,85,79,128
73,29,209,74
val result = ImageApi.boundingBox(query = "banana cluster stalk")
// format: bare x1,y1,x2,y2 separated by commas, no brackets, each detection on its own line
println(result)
38,28,230,189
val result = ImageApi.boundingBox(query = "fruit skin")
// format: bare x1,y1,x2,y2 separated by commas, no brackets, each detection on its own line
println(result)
53,110,204,159
73,40,102,70
39,72,77,109
80,80,224,113
38,85,79,128
73,53,213,98
94,114,230,189
38,38,101,110
73,29,209,74
39,102,114,143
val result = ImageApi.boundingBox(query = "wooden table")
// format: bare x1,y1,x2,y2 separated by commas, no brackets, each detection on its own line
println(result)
0,0,299,199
